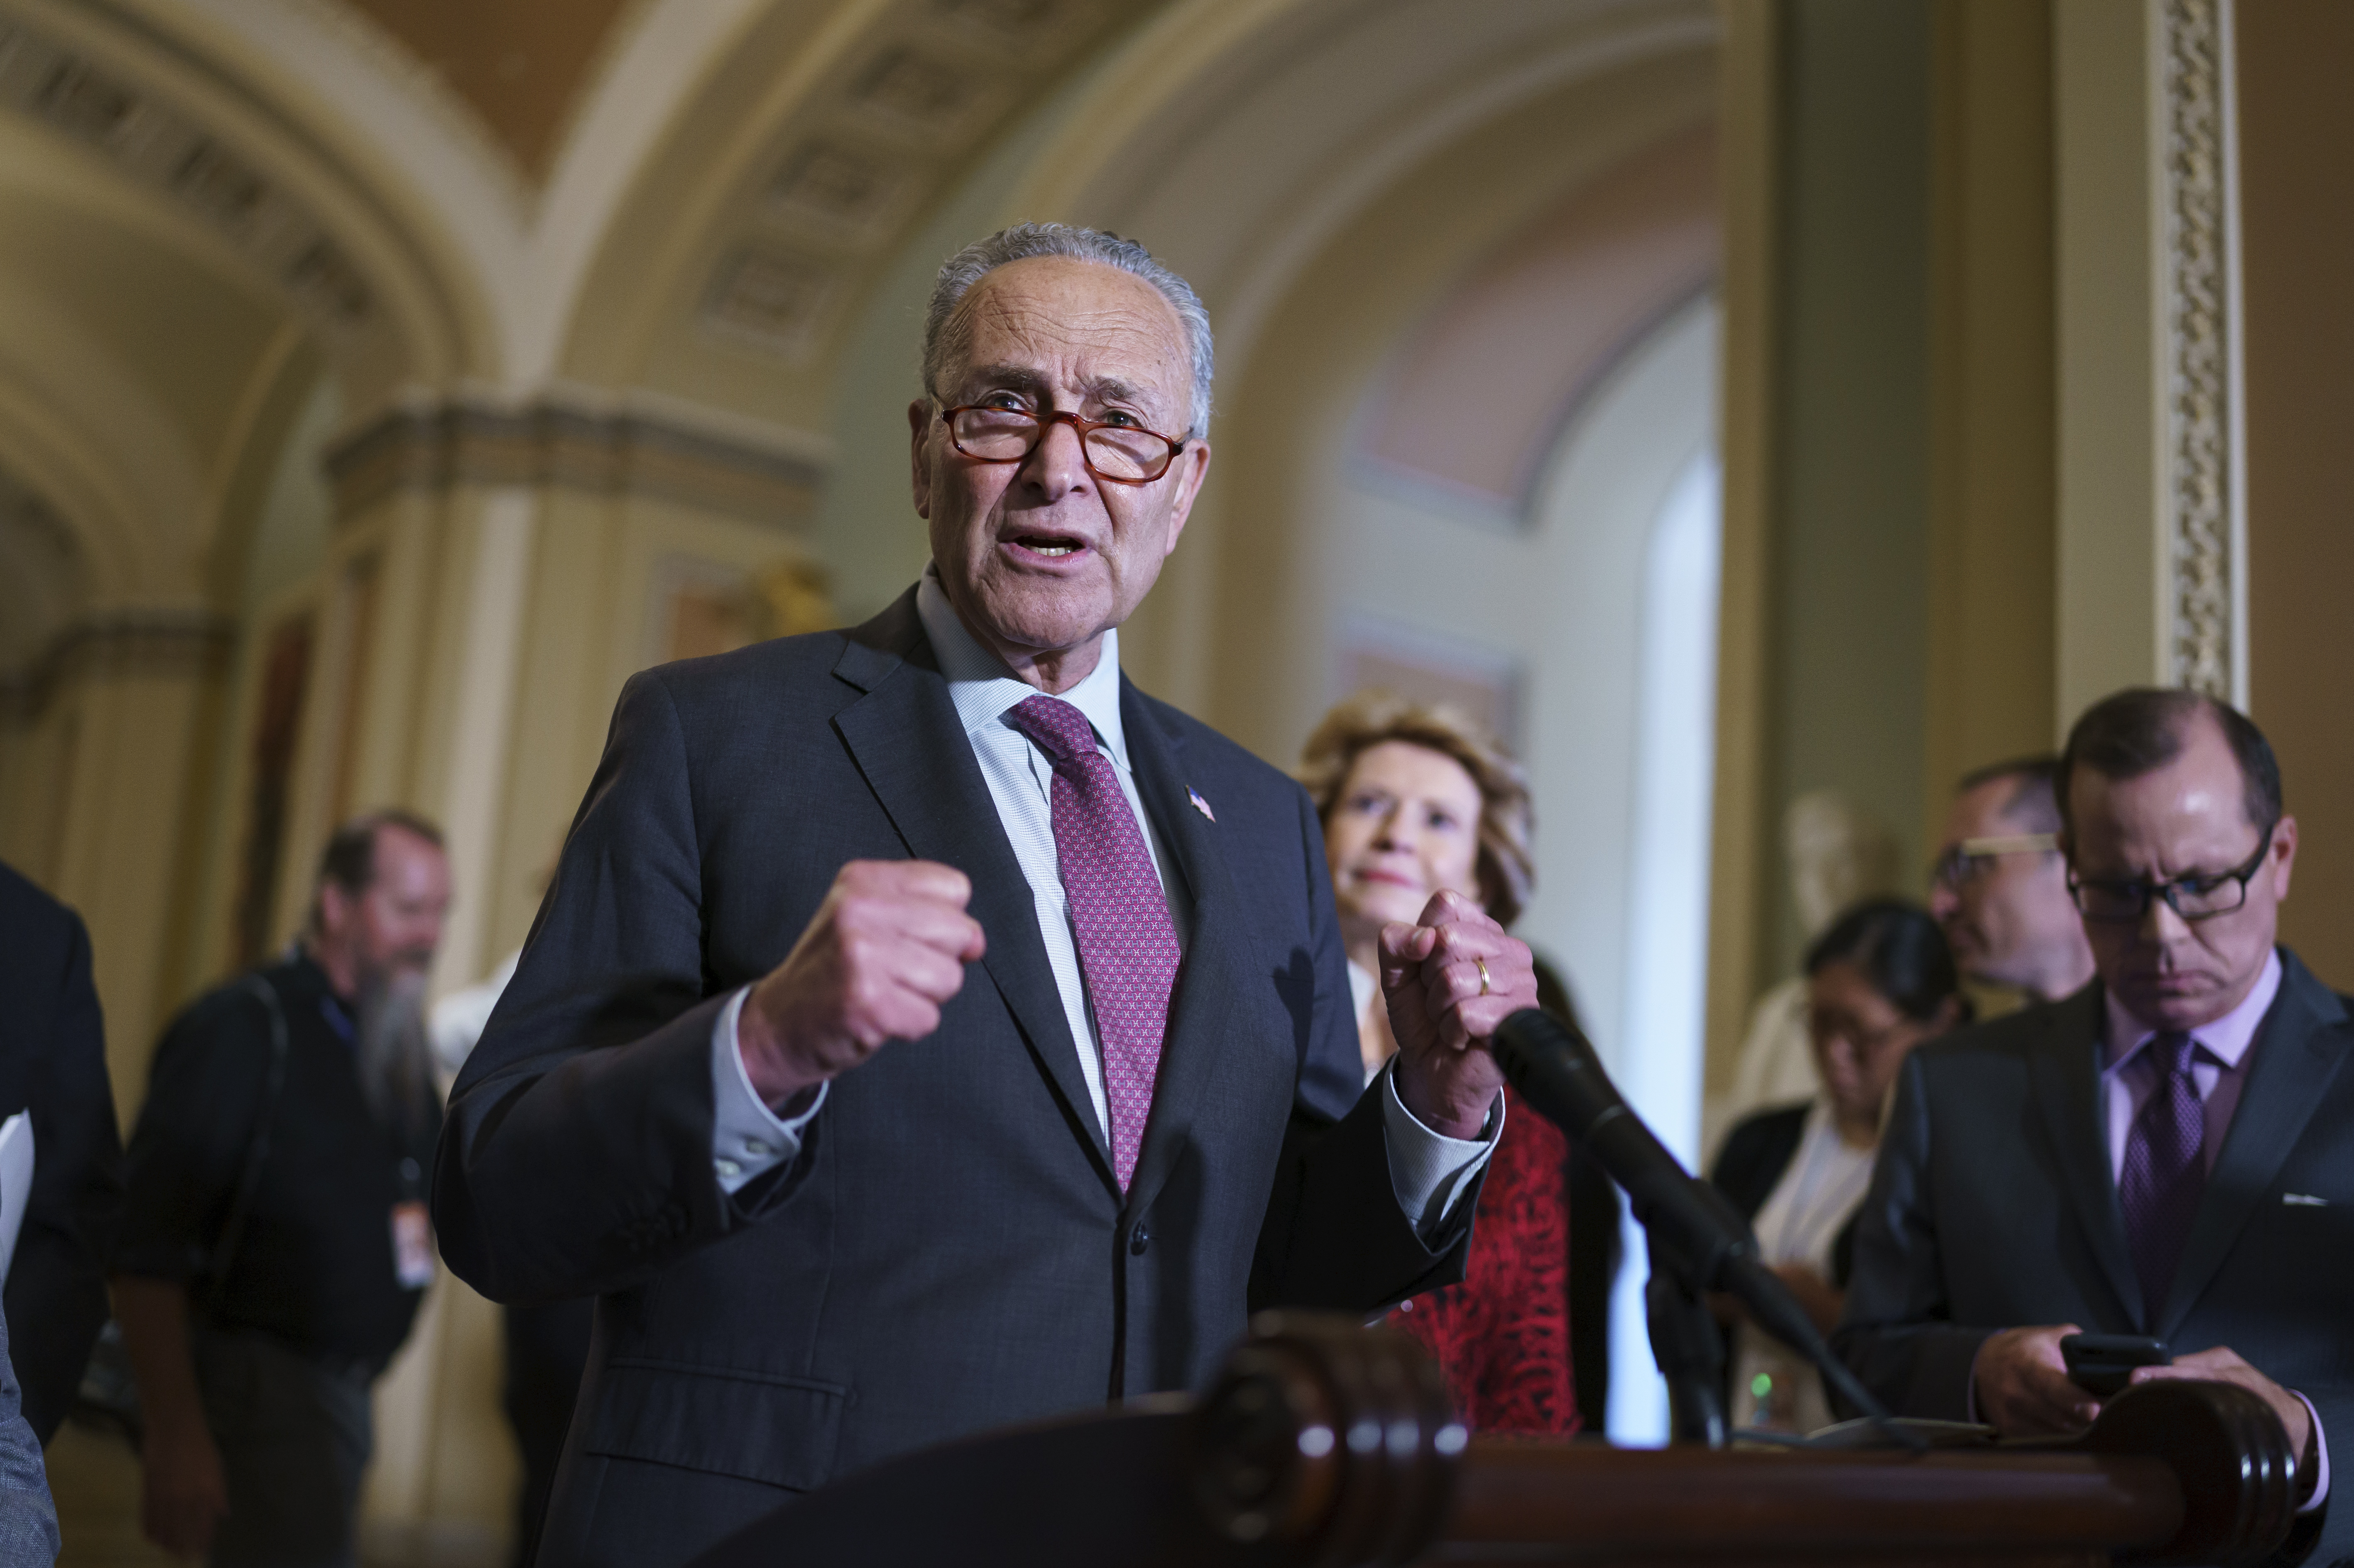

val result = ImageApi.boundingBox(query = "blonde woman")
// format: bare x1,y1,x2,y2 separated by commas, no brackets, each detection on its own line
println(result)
1301,692,1577,1433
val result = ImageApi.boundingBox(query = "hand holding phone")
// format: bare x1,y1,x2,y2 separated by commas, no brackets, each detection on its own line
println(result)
2060,1332,2171,1396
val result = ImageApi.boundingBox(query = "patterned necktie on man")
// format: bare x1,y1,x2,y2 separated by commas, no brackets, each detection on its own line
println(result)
2118,1031,2205,1327
1004,693,1181,1191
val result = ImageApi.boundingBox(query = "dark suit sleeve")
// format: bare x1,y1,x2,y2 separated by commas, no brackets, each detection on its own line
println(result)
434,670,762,1306
1247,788,1478,1313
3,899,122,1444
1832,1051,1990,1420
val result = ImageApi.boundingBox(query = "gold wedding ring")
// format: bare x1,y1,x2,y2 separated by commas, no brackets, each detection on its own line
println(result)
1475,957,1492,997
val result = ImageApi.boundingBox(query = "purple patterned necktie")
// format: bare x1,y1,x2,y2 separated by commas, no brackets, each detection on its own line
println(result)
1005,694,1180,1191
2119,1031,2206,1323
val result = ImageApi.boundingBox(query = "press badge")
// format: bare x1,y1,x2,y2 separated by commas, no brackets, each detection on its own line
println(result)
391,1201,436,1289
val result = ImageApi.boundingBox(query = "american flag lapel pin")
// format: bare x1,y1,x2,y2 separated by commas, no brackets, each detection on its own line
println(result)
1188,786,1215,822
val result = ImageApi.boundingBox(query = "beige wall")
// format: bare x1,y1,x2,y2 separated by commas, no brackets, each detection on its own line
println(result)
2239,0,2354,985
1766,0,1934,978
2052,0,2165,721
1709,0,1938,1079
1923,0,2056,836
1720,0,2076,1026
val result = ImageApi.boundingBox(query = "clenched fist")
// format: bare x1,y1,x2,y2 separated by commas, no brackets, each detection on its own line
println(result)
1381,889,1533,1139
737,860,986,1107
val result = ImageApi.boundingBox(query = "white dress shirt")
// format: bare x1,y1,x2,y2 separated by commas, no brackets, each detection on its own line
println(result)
704,569,1497,1235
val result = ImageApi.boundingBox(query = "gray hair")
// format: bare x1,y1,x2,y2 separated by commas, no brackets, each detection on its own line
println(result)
921,223,1215,440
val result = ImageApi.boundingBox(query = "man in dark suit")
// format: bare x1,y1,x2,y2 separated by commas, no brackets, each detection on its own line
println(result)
0,859,123,1445
435,225,1531,1568
1839,688,2347,1561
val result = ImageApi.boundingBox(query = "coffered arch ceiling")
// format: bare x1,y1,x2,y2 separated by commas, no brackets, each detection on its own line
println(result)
0,0,491,622
0,0,1721,626
557,0,1158,429
78,0,1167,411
0,466,85,674
1009,0,1720,388
2,2,481,395
558,0,1718,441
0,108,287,609
994,0,1722,718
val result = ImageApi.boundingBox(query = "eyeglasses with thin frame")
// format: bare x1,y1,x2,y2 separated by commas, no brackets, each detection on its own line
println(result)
2067,821,2278,924
938,403,1188,485
1928,832,2059,891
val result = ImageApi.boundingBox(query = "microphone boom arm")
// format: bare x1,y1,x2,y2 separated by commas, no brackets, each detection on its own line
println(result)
1492,1008,1918,1449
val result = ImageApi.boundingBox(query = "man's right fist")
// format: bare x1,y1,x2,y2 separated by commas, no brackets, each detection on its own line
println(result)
737,860,985,1107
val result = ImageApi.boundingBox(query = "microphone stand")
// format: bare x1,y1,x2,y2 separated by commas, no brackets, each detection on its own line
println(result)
1646,1234,1729,1447
1491,1009,1923,1452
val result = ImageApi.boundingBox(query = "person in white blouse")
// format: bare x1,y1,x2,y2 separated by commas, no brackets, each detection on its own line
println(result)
1707,899,1964,1433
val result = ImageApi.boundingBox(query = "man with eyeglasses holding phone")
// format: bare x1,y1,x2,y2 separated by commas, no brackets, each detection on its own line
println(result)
1927,757,2095,1006
1839,687,2347,1563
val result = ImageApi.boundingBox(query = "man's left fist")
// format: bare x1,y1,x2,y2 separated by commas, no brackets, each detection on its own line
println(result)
1378,889,1533,1139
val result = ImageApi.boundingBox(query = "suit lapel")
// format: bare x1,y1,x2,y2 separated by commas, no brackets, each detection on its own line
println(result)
2157,951,2353,1337
828,594,1114,1181
2028,989,2146,1328
1117,683,1246,1220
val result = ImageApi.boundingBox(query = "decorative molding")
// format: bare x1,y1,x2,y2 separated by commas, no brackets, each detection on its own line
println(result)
325,395,828,527
0,607,235,723
2157,0,2246,703
0,465,78,572
0,465,86,670
698,0,1129,363
0,12,376,330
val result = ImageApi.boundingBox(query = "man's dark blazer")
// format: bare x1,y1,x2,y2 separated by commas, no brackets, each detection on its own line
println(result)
434,589,1475,1568
0,860,123,1444
1836,947,2352,1563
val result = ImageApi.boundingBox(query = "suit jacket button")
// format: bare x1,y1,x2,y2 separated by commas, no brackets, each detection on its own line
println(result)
1129,1224,1151,1256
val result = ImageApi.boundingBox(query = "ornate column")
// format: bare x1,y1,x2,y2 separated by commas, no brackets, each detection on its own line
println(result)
2053,0,2247,725
2156,0,2246,705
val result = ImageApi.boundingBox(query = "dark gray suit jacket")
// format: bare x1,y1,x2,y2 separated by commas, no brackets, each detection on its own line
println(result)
0,860,121,1444
1836,947,2352,1563
434,590,1473,1568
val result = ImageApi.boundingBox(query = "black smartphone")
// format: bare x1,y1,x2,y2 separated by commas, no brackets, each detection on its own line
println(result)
2060,1332,2171,1396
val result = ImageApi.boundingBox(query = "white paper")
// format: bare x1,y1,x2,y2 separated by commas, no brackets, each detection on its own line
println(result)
0,1112,31,1289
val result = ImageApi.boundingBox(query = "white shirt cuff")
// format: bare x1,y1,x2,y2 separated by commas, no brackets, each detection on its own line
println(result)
1378,1061,1502,1237
709,986,826,1196
2293,1391,2328,1511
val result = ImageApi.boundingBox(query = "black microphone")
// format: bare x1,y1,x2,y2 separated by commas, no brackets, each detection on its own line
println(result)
1491,1007,1912,1443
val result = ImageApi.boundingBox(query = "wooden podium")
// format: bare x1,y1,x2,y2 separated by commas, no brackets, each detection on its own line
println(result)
688,1314,2301,1568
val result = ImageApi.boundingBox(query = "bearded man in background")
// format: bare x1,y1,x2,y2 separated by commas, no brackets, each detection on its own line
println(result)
115,810,450,1568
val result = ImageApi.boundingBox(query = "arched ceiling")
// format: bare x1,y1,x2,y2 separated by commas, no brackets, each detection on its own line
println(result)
58,0,1169,404
342,0,634,182
0,0,1722,673
558,0,1157,425
0,100,311,607
1362,120,1717,517
0,466,83,672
